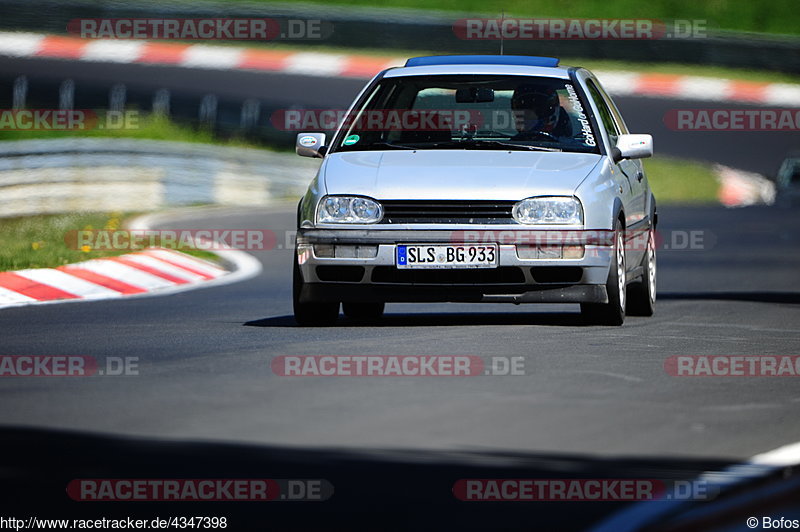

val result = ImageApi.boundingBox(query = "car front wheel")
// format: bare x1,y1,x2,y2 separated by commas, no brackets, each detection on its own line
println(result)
627,228,656,316
293,251,339,326
581,219,626,326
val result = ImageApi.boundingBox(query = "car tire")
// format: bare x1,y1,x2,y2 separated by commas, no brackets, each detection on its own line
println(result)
581,218,626,326
343,302,385,320
293,251,339,326
627,228,656,317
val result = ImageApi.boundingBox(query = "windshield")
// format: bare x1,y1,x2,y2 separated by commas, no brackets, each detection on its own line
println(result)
333,74,600,154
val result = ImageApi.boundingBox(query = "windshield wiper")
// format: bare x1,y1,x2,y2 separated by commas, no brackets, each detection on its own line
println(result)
428,139,562,152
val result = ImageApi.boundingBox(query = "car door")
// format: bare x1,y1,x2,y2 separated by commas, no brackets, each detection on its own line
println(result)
585,79,647,267
599,82,651,227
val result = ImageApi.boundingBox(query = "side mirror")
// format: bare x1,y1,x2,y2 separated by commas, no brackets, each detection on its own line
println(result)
612,134,653,162
296,133,327,158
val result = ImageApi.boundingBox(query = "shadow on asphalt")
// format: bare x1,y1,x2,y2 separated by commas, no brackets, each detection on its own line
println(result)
245,291,800,328
0,426,741,531
245,311,590,328
659,291,800,304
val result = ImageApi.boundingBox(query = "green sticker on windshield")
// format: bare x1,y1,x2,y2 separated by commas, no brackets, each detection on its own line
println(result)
343,134,360,146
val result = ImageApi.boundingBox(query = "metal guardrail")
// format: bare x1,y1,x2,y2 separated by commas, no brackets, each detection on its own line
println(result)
0,138,319,217
1,0,799,72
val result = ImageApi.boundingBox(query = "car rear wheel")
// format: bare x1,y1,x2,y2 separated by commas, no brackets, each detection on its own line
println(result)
293,251,339,326
343,302,385,320
581,219,626,326
627,228,656,316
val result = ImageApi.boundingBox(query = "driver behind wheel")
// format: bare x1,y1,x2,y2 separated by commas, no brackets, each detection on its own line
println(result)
510,85,573,140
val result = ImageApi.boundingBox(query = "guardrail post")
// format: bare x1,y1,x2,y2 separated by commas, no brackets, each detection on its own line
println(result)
153,89,170,116
199,94,218,127
109,83,126,113
59,79,75,110
12,76,27,110
240,99,261,130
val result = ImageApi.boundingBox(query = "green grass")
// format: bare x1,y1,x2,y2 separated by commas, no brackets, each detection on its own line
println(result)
227,0,800,35
644,155,719,204
0,212,219,271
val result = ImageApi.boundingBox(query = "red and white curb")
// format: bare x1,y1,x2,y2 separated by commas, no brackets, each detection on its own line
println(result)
0,248,220,309
714,164,776,207
0,211,263,310
1,31,799,107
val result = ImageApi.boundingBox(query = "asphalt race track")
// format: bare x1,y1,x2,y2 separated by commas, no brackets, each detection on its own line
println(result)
2,203,799,458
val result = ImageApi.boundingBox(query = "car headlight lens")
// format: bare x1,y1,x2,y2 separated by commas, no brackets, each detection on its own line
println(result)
317,196,383,224
513,197,583,225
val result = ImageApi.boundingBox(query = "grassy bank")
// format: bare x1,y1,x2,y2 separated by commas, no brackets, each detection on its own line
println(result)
0,212,218,271
644,156,719,204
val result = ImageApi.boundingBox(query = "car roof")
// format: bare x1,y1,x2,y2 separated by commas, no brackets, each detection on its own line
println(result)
405,55,560,68
385,55,572,79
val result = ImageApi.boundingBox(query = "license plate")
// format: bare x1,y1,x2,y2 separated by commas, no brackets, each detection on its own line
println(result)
396,244,498,269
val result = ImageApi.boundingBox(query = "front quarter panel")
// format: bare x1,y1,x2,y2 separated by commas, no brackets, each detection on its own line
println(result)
575,158,622,231
299,161,327,228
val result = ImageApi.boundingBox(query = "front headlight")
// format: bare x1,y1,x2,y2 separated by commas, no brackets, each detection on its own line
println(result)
513,196,583,225
316,195,383,224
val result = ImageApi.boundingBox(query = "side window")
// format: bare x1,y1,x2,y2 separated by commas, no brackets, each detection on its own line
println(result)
586,80,620,148
593,81,629,134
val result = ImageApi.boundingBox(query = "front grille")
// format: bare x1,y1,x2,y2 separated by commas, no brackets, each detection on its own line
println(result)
380,200,515,224
530,267,584,283
316,266,365,282
371,266,525,285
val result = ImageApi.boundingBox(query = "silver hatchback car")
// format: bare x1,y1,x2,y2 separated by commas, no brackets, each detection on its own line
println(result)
293,55,657,326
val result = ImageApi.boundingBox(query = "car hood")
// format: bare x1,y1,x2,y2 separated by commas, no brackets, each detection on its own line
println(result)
321,150,602,200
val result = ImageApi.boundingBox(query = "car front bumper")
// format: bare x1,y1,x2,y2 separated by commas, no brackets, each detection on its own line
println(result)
296,228,614,304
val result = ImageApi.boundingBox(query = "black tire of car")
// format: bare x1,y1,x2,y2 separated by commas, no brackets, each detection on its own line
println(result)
627,228,656,316
293,250,339,326
581,218,626,326
342,302,385,320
